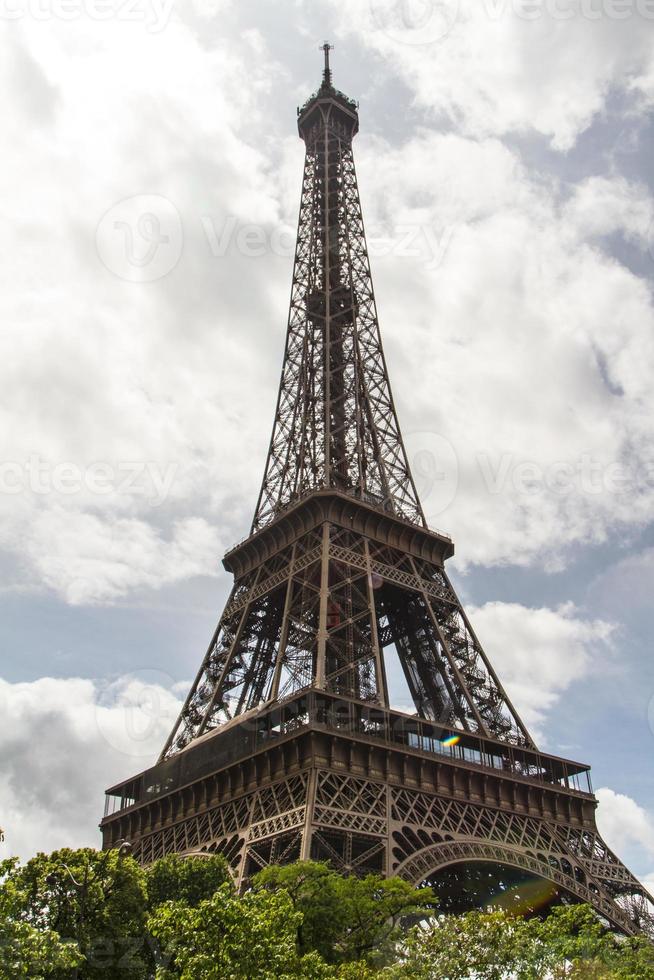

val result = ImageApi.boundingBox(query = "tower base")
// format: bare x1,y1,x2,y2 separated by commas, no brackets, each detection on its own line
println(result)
102,692,649,936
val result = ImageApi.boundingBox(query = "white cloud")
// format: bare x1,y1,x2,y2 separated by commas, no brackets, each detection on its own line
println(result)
468,601,613,737
355,131,654,567
589,545,654,615
0,674,182,861
2,7,654,606
333,0,654,149
0,14,291,603
596,787,654,856
596,787,654,897
563,175,654,245
25,511,224,605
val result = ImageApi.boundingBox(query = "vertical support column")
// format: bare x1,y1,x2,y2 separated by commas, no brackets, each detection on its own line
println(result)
300,766,318,861
235,786,258,892
322,113,333,489
269,543,298,702
364,539,389,707
315,522,331,689
385,781,393,876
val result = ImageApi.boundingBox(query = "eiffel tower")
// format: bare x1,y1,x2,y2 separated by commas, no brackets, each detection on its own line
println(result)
102,46,652,935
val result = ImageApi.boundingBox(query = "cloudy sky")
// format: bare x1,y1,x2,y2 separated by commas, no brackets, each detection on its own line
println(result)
1,0,654,893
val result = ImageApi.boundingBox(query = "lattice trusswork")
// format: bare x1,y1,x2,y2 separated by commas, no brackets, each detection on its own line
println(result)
389,784,653,936
106,755,652,936
160,522,531,757
252,66,424,533
103,48,653,941
161,530,322,755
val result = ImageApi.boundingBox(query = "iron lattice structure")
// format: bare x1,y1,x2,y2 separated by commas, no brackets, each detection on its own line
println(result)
252,64,423,533
102,49,653,937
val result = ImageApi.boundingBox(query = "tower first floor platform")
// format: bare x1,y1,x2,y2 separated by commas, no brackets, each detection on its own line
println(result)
101,691,648,936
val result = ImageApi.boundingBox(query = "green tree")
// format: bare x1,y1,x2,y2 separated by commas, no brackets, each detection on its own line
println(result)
0,858,82,979
148,882,337,979
3,847,148,978
608,934,654,980
3,848,653,979
333,965,380,979
333,872,434,965
252,861,345,960
382,903,654,980
382,907,535,980
146,852,231,910
253,860,434,965
533,904,616,974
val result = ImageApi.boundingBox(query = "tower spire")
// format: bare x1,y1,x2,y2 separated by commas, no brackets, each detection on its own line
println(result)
255,46,419,532
321,41,333,89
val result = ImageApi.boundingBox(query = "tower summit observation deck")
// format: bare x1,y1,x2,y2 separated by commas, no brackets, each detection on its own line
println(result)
101,47,653,936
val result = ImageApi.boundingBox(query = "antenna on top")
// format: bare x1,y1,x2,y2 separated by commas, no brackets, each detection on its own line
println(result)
321,41,334,88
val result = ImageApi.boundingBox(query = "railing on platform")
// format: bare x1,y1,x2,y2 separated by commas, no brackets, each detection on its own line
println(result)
104,690,592,817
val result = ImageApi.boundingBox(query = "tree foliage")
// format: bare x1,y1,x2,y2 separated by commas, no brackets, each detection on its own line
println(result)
145,853,231,910
382,903,654,979
1,847,653,979
148,882,331,979
252,860,434,965
1,847,148,978
0,858,82,979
